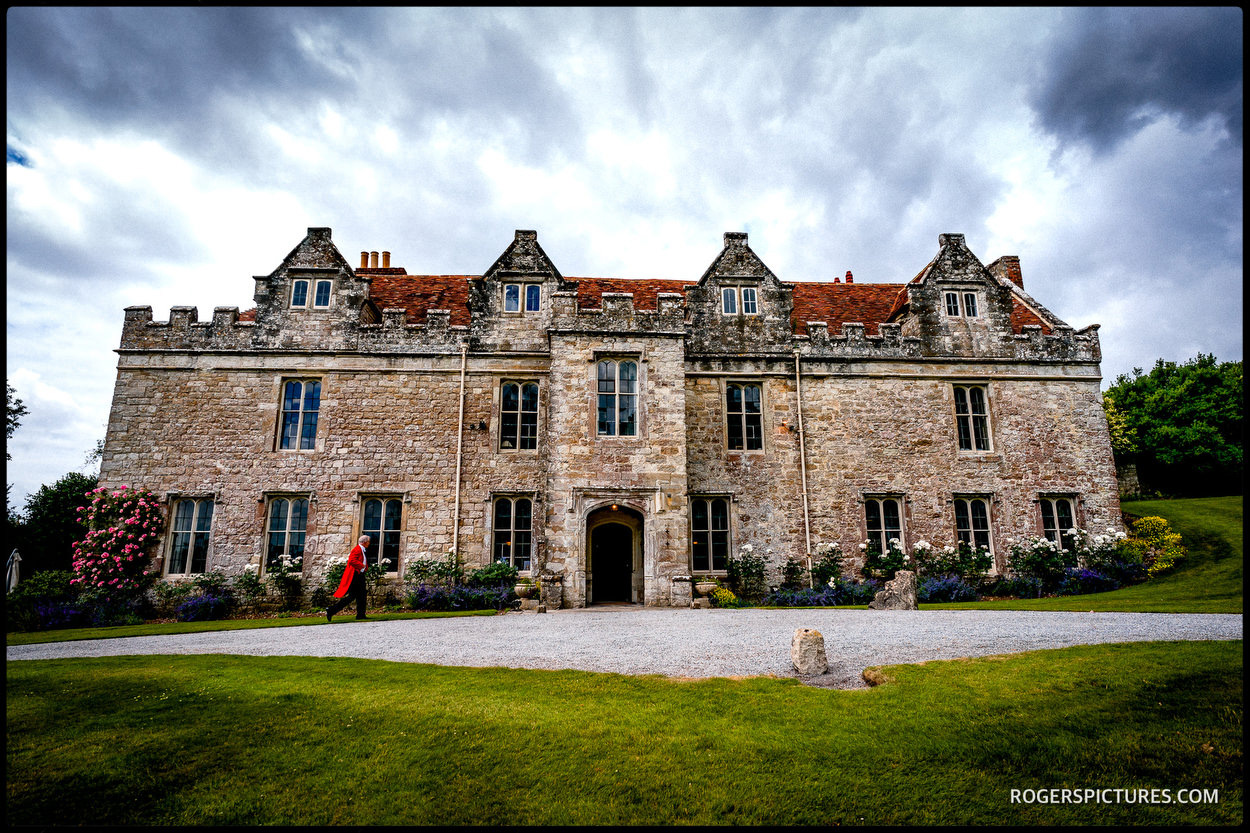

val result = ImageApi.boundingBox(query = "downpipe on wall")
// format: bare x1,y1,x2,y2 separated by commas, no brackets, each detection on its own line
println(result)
794,349,812,587
452,345,467,560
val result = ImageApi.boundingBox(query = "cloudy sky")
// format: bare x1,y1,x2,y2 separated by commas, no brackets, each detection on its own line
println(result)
5,7,1243,509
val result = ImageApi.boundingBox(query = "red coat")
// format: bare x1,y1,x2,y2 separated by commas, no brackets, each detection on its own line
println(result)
333,544,367,598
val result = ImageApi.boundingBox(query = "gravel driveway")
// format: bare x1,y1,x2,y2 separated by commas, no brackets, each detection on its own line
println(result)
8,608,1241,689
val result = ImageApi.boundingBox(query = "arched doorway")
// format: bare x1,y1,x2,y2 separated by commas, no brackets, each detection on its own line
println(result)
586,505,643,604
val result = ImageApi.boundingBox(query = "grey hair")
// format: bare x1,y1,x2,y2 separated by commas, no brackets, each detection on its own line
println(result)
358,534,371,543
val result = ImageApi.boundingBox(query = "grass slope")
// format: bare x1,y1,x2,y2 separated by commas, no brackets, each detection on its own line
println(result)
6,642,1242,826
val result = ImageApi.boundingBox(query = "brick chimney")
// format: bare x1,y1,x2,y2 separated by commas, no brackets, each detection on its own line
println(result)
370,251,379,268
382,251,391,268
360,251,369,268
988,255,1023,288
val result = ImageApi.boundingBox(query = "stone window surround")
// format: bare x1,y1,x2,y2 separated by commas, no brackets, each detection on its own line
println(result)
859,492,907,555
952,382,993,454
497,379,541,452
950,493,998,566
502,282,542,314
719,284,760,316
723,379,766,454
1037,493,1081,549
164,492,217,577
357,494,404,576
263,492,313,575
592,352,643,440
689,493,733,575
289,277,334,309
943,289,981,318
275,376,324,453
491,492,537,574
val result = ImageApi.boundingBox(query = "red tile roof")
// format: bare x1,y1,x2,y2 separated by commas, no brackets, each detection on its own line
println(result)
234,272,1052,336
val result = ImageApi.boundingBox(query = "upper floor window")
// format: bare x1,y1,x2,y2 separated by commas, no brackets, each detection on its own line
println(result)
313,279,332,308
864,496,903,556
361,497,401,573
953,496,992,554
721,286,759,316
944,291,980,318
726,383,763,451
953,384,991,452
291,280,309,308
691,497,730,572
266,497,308,573
279,379,321,450
500,381,539,450
504,283,541,313
493,496,533,571
1040,496,1078,551
597,359,637,437
167,498,214,575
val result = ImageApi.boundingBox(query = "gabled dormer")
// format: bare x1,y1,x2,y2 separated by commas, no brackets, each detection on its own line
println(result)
686,231,794,355
250,227,366,350
468,230,575,352
896,233,1037,358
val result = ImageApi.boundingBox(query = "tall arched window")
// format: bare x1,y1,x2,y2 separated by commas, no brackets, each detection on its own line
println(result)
500,382,539,450
596,359,637,436
362,497,402,573
493,497,533,570
168,498,213,575
726,383,763,451
266,497,309,573
690,497,730,572
279,379,321,450
864,497,903,556
954,496,992,554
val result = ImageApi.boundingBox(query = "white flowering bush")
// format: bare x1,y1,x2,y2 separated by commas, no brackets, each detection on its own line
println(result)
267,553,304,610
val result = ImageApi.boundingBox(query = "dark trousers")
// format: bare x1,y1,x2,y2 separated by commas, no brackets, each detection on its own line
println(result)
327,572,367,618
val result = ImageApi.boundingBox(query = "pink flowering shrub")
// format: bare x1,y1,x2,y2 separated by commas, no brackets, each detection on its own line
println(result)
71,485,163,603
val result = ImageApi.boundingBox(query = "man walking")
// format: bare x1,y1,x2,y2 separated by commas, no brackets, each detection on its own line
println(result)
327,535,370,622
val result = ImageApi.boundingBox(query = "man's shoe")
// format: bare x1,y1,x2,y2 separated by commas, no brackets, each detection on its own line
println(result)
325,609,332,622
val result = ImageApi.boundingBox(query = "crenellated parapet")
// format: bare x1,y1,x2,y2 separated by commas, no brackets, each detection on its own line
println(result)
356,308,470,351
796,321,924,358
549,290,686,335
1011,324,1102,362
121,306,257,351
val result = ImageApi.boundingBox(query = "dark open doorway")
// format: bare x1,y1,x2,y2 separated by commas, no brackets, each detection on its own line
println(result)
591,521,633,603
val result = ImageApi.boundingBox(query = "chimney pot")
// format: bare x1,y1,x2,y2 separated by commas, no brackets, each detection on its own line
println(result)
845,270,854,284
833,276,840,283
360,252,369,269
370,251,379,269
382,251,391,268
724,231,748,246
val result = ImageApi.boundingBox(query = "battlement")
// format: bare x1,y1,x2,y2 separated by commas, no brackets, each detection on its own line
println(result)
1011,324,1102,362
549,290,686,335
121,306,256,351
797,321,924,358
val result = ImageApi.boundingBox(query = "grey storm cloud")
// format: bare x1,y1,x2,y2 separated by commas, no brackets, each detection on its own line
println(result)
1031,7,1243,150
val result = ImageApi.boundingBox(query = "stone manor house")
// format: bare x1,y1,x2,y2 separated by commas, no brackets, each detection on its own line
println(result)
99,227,1121,607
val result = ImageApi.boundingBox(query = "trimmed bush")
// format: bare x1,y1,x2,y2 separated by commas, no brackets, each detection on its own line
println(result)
176,593,234,622
466,562,519,588
1057,568,1120,596
405,583,512,612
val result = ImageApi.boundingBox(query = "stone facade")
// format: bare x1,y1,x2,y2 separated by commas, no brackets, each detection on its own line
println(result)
99,227,1122,606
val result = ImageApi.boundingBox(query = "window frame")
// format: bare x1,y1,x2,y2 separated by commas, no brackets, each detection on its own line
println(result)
1039,495,1079,552
265,495,310,575
492,495,534,572
953,495,994,557
277,378,322,452
503,282,541,314
596,357,639,438
953,383,992,453
313,279,333,308
720,285,760,317
863,495,904,557
690,495,731,574
360,495,403,575
943,290,981,318
725,381,764,452
166,496,214,576
499,380,540,451
291,279,310,309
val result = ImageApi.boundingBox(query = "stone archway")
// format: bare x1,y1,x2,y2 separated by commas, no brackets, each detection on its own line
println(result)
586,505,644,604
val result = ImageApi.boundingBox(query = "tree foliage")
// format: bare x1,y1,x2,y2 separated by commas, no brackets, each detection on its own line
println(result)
6,380,28,459
16,472,98,575
1104,354,1242,496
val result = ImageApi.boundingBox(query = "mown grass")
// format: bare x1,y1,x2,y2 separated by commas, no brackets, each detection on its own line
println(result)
6,609,496,646
6,640,1242,825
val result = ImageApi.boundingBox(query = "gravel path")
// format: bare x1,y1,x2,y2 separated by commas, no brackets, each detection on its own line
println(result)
8,608,1241,688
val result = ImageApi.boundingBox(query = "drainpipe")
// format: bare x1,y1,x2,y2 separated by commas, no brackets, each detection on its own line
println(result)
794,349,812,586
451,345,468,562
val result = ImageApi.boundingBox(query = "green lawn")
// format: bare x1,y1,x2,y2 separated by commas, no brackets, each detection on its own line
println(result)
6,641,1241,825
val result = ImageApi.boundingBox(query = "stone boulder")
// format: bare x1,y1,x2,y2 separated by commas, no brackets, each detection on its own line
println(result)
868,570,918,610
791,628,829,676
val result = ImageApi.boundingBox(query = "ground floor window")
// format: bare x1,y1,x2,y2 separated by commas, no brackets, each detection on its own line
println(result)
1039,495,1078,551
167,498,213,575
493,497,532,571
361,497,401,573
953,496,992,553
863,496,903,555
266,497,308,573
690,497,730,572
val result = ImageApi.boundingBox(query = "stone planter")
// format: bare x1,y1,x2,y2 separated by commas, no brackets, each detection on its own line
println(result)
695,582,718,597
514,582,535,599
